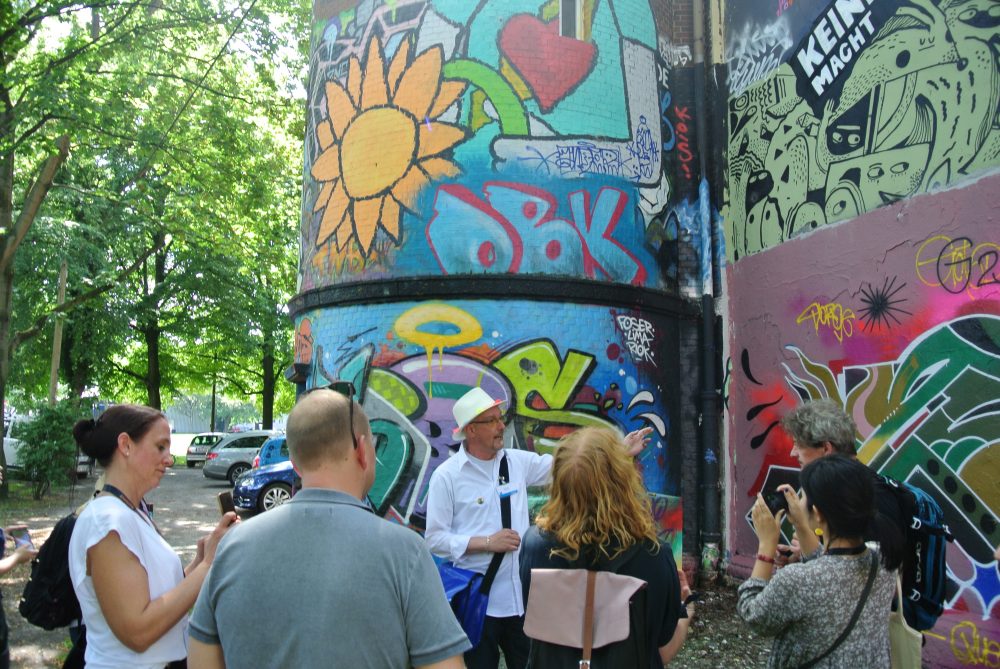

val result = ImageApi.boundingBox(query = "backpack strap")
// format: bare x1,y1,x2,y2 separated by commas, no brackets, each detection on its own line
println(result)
479,455,510,595
798,552,878,669
581,571,596,668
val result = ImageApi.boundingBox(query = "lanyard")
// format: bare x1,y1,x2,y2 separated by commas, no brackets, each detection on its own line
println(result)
102,484,162,537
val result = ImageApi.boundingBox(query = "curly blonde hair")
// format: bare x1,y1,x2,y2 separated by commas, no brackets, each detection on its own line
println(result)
535,427,659,562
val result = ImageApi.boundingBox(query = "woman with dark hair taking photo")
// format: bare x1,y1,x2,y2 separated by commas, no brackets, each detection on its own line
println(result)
68,405,236,669
519,427,690,667
738,454,904,667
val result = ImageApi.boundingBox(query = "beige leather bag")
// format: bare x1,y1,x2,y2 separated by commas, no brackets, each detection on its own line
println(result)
523,568,647,652
890,574,923,669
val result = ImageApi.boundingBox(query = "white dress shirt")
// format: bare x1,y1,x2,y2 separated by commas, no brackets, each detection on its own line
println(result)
425,446,553,617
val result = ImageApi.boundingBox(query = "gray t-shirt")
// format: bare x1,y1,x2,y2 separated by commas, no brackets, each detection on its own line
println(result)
189,488,470,667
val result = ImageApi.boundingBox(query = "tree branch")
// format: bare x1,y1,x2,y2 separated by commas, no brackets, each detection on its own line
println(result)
0,135,70,274
109,359,147,382
10,235,165,354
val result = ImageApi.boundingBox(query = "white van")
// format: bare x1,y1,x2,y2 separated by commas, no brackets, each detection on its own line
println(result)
3,415,95,479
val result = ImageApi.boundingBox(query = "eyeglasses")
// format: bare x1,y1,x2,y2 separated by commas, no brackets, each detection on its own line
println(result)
469,413,507,427
305,380,358,450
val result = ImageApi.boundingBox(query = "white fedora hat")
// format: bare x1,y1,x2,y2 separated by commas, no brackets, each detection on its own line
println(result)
452,388,506,440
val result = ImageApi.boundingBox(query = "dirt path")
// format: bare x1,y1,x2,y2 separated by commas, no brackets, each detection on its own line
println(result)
2,466,232,668
4,466,772,668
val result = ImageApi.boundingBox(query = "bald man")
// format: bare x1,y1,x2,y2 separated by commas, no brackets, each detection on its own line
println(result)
189,390,470,669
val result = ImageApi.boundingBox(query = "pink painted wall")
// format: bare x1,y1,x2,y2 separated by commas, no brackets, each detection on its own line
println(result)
725,171,1000,668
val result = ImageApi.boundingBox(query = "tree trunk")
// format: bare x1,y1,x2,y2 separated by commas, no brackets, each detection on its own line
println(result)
144,323,162,409
262,336,274,429
142,236,167,409
0,263,12,500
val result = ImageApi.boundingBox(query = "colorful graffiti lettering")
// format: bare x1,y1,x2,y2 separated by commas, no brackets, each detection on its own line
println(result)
300,0,681,291
950,621,1000,668
795,300,857,342
782,316,1000,605
426,182,649,284
726,0,1000,259
674,105,694,182
299,297,678,534
916,235,1000,298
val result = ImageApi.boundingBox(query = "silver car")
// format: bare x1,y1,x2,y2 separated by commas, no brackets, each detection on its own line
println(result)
185,432,224,467
203,431,277,484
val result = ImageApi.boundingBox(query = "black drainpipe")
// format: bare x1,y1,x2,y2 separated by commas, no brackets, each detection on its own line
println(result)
693,0,722,574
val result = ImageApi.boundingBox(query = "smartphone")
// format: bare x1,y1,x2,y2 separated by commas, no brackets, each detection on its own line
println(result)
217,491,236,515
764,489,789,516
10,526,34,550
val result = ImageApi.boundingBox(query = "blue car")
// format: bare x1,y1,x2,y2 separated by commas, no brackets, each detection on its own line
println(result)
252,436,289,469
233,460,297,513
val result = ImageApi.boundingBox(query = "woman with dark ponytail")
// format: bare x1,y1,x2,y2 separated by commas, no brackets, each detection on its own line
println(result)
68,405,237,669
738,454,904,668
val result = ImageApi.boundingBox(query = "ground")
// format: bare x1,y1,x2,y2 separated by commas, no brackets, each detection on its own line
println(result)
1,459,771,668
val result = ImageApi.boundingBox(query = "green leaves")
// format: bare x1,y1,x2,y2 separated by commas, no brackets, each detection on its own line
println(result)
4,0,307,421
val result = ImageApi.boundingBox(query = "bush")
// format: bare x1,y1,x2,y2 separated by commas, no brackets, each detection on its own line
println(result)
17,400,90,500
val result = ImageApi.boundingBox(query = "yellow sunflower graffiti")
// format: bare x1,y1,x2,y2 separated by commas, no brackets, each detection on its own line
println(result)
310,36,468,256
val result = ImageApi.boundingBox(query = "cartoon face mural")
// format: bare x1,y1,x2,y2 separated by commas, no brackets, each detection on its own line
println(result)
725,0,1000,260
300,0,694,291
295,298,683,561
726,175,1000,668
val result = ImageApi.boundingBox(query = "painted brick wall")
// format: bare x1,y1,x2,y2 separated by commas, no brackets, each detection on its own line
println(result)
294,298,684,558
295,0,708,566
720,0,1000,662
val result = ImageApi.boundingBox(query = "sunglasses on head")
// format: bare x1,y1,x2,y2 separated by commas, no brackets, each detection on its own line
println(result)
305,380,358,450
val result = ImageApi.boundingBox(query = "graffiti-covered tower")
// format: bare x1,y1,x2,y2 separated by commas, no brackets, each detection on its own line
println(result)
290,0,711,569
722,0,1000,664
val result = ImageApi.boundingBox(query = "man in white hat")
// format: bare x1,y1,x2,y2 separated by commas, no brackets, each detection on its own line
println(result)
425,388,650,669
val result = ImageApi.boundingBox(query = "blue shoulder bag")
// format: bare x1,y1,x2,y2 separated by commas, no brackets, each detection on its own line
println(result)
437,455,511,648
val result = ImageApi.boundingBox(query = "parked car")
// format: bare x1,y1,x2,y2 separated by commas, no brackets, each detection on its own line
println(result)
251,436,288,469
3,415,94,479
185,432,224,468
233,460,296,512
203,430,277,484
228,423,255,433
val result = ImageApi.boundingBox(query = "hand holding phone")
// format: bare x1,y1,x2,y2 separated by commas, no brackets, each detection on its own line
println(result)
217,491,236,516
9,525,34,551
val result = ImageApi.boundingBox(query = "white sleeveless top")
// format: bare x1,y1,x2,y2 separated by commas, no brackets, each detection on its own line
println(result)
69,496,187,669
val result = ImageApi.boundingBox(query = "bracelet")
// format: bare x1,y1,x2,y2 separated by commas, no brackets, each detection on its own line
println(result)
485,535,491,550
756,553,776,564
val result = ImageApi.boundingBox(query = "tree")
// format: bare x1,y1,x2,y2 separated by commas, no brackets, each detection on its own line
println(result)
2,1,309,498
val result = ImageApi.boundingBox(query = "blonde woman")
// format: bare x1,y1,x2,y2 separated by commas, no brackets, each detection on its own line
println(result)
519,427,690,668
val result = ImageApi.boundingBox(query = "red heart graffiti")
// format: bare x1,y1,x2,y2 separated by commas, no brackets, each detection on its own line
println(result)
498,15,596,113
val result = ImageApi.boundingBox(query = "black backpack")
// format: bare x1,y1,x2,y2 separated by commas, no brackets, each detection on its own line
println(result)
876,475,953,631
19,512,82,630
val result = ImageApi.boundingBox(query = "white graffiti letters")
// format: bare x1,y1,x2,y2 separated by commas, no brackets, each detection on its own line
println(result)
616,314,657,365
793,0,879,96
727,19,793,97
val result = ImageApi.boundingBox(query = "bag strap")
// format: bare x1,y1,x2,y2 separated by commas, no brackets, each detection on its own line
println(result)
799,552,878,669
479,455,511,594
581,570,596,668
